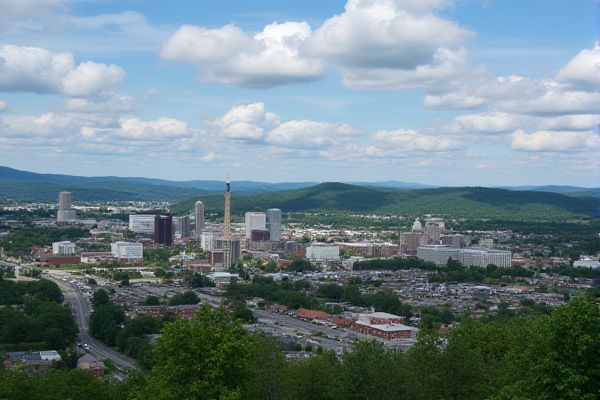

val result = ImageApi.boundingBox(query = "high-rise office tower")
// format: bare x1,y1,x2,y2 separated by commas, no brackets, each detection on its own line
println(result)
154,214,173,245
266,208,282,241
173,216,191,238
223,174,231,239
194,201,205,236
57,191,77,222
245,212,266,239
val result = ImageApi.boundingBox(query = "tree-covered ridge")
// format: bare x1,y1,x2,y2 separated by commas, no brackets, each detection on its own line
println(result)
173,183,600,220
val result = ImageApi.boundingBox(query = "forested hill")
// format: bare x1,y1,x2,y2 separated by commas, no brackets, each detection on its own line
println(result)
173,182,600,220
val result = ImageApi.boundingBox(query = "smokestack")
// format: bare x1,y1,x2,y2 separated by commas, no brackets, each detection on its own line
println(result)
223,173,231,238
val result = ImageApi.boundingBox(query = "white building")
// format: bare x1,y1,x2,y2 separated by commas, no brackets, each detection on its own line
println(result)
245,212,266,239
417,245,512,268
128,214,155,234
416,245,460,265
52,241,77,256
574,257,600,269
306,243,340,262
110,241,143,262
459,248,512,268
266,208,282,241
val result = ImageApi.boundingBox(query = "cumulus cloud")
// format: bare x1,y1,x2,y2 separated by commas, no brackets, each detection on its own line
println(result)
66,95,138,114
212,102,361,150
445,112,523,134
306,0,472,70
366,129,462,156
540,114,600,131
160,0,472,89
211,102,280,141
113,117,191,140
0,44,125,96
556,46,600,90
423,92,487,110
511,129,600,152
161,22,324,88
267,120,361,149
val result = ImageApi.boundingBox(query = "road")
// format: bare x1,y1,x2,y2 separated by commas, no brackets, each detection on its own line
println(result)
46,273,136,370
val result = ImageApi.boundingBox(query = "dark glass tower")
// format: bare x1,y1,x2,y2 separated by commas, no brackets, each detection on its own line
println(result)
154,214,173,246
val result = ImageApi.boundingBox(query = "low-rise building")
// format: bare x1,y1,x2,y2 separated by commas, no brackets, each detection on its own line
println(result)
306,243,340,262
110,241,143,262
77,354,105,377
52,241,77,256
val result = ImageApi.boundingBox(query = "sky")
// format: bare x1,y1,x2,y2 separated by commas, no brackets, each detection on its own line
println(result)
0,0,598,186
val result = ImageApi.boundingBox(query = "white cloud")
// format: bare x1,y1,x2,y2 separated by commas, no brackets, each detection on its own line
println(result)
497,89,600,116
445,111,523,134
116,117,190,139
0,112,77,138
339,47,469,90
161,22,324,88
366,129,462,156
423,92,487,110
62,61,124,97
540,114,600,131
306,0,472,70
556,46,600,91
0,0,66,30
200,151,218,162
266,120,361,149
66,95,138,114
511,129,600,152
211,102,279,141
213,102,361,150
0,44,125,96
0,100,6,111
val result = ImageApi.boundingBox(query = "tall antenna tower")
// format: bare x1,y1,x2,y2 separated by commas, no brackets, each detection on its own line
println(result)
223,173,231,239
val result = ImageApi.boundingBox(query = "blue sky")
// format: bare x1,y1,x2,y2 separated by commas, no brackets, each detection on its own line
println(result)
0,0,598,186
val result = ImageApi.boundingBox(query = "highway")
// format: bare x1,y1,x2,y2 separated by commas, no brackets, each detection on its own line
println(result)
46,273,136,370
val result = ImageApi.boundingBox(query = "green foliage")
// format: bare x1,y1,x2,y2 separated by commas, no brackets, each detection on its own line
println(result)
128,304,253,400
173,183,600,221
0,278,63,304
168,291,199,306
90,299,125,346
0,368,125,400
285,257,315,273
0,226,88,256
318,283,413,317
145,295,161,305
186,272,216,288
227,277,320,310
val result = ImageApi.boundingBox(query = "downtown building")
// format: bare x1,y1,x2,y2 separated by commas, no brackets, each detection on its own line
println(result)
129,214,156,234
194,201,205,237
417,245,512,268
154,215,173,246
110,241,143,263
57,191,77,222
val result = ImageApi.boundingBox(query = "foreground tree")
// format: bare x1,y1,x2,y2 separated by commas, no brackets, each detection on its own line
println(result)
129,304,253,400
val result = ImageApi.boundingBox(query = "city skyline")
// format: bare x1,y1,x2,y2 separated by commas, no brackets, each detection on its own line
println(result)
0,0,598,186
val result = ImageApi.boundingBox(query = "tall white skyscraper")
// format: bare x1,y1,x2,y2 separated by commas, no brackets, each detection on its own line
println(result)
244,212,266,239
194,201,204,236
57,191,77,222
266,208,282,241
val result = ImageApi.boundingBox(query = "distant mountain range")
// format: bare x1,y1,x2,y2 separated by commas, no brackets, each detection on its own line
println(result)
0,166,599,221
172,182,600,221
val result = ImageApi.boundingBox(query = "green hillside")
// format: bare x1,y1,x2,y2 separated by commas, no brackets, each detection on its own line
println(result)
173,182,600,221
0,179,213,202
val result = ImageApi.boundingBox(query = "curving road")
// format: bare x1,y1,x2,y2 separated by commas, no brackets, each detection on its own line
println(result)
46,274,136,370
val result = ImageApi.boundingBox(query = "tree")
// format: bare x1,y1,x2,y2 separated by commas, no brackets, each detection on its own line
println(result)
168,291,199,306
93,289,110,307
145,295,160,306
129,305,253,400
